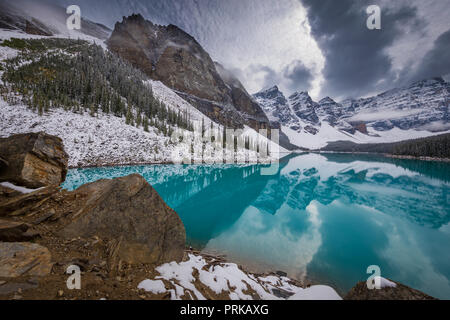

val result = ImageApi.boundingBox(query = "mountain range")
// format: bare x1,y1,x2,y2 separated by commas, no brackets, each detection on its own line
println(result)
254,78,449,149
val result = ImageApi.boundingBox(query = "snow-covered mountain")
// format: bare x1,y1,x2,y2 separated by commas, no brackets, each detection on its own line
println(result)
254,78,450,150
341,78,450,132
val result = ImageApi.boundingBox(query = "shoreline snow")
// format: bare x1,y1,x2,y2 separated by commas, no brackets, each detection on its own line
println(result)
137,253,342,300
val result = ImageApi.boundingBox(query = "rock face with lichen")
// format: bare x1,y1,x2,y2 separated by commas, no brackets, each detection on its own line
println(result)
60,174,186,266
0,132,69,189
107,14,270,132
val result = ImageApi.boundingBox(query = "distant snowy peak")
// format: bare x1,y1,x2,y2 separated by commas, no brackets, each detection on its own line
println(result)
0,0,111,40
288,91,320,127
254,86,287,105
256,77,449,134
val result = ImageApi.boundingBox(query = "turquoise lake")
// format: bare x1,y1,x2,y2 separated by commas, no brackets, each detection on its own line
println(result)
62,153,450,299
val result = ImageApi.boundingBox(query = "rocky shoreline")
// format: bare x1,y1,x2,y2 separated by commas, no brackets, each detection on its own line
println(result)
0,132,437,300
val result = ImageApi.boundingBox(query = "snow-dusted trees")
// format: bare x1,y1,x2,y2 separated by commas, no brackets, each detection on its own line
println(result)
1,38,193,136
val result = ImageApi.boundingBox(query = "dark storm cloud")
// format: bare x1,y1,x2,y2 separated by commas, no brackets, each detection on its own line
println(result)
409,29,450,82
301,0,424,98
246,62,314,93
282,60,314,92
247,64,280,91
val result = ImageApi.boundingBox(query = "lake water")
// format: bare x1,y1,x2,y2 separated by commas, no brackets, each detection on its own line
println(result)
62,153,450,299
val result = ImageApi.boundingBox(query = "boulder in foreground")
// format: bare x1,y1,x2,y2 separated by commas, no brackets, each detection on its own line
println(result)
60,174,186,266
0,132,69,188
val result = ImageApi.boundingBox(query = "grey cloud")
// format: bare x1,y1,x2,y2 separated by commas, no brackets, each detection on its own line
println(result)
247,64,280,91
282,60,314,93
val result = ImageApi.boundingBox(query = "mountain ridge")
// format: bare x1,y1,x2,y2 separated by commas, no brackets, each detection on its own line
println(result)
107,14,271,133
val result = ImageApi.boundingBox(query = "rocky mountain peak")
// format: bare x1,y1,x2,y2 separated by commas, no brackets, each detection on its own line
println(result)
254,86,286,102
289,91,315,106
107,14,270,132
289,91,310,99
121,13,146,24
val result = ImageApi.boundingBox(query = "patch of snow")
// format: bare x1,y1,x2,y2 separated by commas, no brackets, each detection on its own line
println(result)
0,28,106,49
288,285,342,300
283,124,450,150
148,80,214,125
138,254,342,300
137,279,167,294
379,277,397,288
0,100,176,167
348,109,424,122
150,79,288,160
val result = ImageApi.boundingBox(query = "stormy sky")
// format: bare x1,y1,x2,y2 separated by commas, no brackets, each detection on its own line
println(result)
51,0,450,100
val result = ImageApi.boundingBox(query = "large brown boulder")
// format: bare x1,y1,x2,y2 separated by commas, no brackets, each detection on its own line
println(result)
60,174,186,266
0,132,69,188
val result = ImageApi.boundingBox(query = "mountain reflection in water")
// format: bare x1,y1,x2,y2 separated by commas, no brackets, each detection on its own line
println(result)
63,153,450,299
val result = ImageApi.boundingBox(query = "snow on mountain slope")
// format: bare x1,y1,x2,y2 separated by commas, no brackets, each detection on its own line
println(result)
0,24,107,50
253,86,299,131
0,100,176,167
148,79,216,126
150,79,288,157
282,123,447,150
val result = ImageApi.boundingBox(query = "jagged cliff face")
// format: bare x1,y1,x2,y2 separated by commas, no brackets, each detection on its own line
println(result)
107,14,270,131
254,77,450,137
